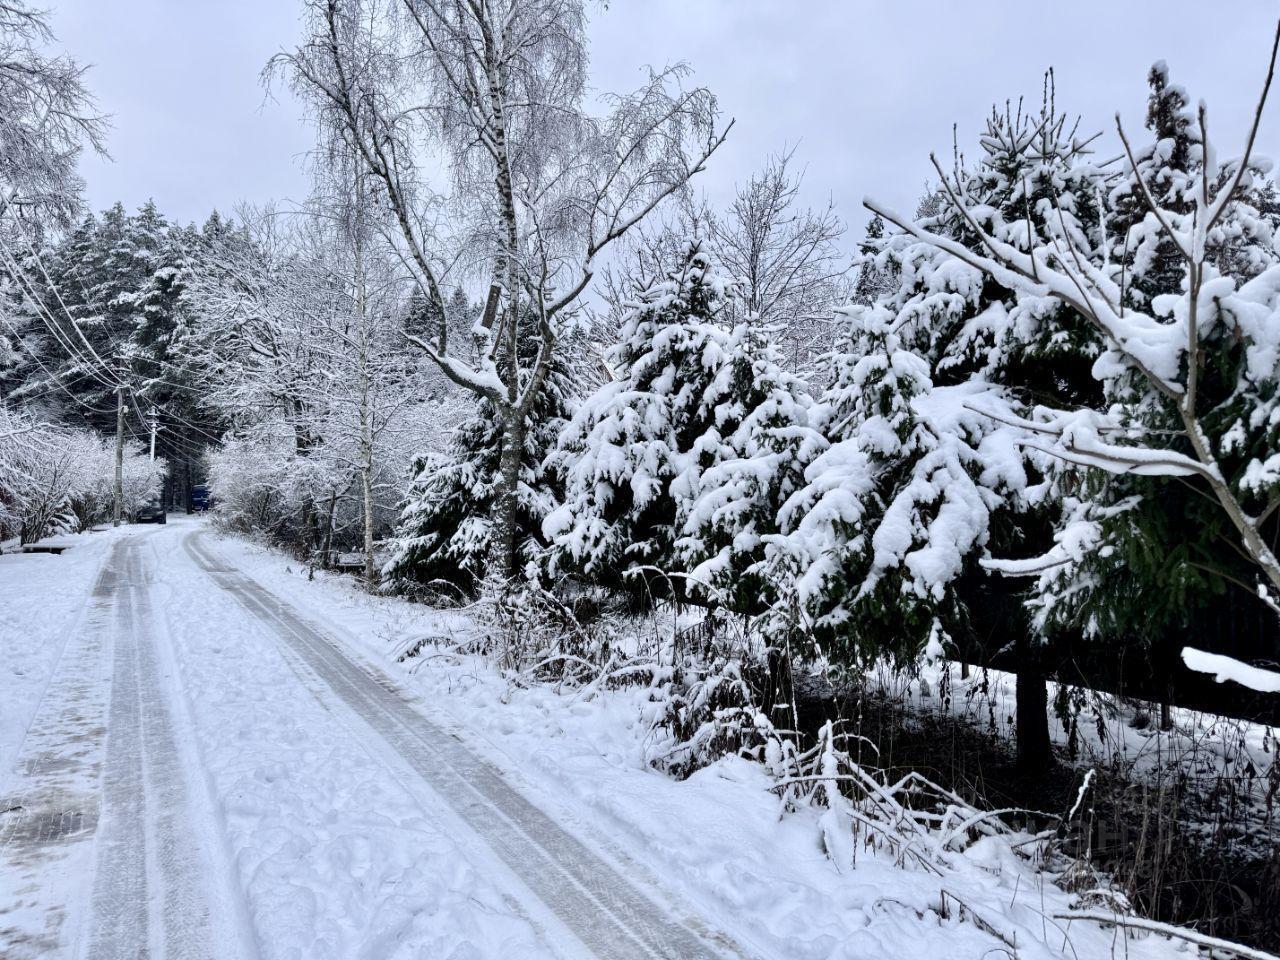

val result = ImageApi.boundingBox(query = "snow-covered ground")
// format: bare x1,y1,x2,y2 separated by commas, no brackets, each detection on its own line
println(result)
861,656,1280,851
0,526,122,779
0,516,1207,959
194,522,1194,960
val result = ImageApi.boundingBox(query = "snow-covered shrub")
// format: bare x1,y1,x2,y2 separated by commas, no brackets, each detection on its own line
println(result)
771,716,1053,875
0,407,163,542
471,576,623,679
644,652,794,780
204,428,308,541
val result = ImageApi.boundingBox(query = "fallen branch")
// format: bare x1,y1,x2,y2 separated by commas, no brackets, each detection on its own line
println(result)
1054,911,1280,960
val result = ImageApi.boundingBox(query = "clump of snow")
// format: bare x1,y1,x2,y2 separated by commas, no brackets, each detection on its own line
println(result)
1182,646,1280,694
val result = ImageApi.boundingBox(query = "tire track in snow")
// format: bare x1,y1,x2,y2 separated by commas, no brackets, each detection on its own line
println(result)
184,530,750,960
85,541,152,959
85,538,228,960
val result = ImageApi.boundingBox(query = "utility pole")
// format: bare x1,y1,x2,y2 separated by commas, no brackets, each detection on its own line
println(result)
148,406,158,462
113,385,126,526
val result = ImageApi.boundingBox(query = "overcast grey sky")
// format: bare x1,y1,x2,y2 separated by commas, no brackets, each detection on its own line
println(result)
51,1,1280,240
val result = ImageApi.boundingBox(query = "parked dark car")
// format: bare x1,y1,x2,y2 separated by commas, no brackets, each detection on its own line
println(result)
135,500,167,524
190,484,211,512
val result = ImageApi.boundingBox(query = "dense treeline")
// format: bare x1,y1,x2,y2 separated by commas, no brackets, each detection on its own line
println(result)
2,203,229,505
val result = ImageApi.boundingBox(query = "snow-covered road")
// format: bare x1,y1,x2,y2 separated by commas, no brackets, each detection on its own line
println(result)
1,530,251,959
2,517,1196,960
0,518,746,959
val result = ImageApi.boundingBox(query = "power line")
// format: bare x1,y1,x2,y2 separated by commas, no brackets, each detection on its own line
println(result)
8,210,219,402
2,227,128,391
0,238,125,397
2,363,111,409
123,393,208,465
136,391,224,447
0,310,117,417
2,225,224,449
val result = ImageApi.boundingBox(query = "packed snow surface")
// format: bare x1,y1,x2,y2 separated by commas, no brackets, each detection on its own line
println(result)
1,517,1197,959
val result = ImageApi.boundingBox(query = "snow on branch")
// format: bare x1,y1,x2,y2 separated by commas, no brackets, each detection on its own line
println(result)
1181,646,1280,694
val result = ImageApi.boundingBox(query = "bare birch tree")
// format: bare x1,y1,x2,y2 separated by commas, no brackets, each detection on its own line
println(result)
709,149,849,368
275,0,728,582
596,150,849,372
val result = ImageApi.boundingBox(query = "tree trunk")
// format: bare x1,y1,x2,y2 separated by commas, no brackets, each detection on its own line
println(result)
321,490,337,569
491,406,524,584
348,165,378,587
360,465,376,583
300,496,319,559
1016,660,1053,774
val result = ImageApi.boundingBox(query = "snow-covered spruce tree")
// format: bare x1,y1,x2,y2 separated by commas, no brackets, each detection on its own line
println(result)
6,206,131,429
677,322,821,614
852,214,897,306
8,198,219,489
385,333,577,598
774,90,1111,769
763,292,1047,673
545,249,734,603
1021,60,1280,694
546,246,818,614
1106,62,1201,310
125,221,222,504
994,64,1280,655
871,41,1280,696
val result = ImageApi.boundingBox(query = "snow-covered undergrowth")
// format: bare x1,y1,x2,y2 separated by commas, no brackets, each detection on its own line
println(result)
209,531,1218,960
0,407,164,546
863,660,1280,854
